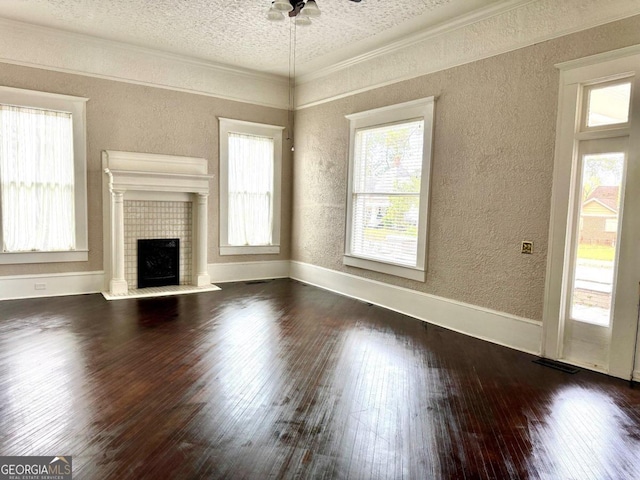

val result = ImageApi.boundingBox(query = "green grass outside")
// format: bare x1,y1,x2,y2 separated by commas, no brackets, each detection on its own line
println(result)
577,244,615,261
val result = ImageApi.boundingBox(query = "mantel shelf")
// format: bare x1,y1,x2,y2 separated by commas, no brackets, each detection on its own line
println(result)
104,168,214,181
104,168,213,194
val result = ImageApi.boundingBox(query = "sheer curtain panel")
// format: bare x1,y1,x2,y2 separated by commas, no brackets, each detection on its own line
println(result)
227,133,274,246
0,105,75,252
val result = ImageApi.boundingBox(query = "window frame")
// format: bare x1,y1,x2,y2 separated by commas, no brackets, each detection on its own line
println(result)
343,97,435,282
0,86,88,265
218,118,283,256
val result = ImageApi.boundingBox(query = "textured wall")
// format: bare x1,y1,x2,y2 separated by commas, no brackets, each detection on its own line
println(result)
0,63,291,277
291,15,640,321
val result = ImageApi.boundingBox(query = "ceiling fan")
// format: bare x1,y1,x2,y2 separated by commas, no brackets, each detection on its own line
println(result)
268,0,362,25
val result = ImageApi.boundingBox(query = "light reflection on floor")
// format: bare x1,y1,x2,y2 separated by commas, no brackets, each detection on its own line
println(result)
527,385,640,479
3,326,89,455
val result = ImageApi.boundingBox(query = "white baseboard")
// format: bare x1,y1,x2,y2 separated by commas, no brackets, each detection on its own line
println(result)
290,261,542,355
208,260,290,283
0,260,290,301
0,270,104,301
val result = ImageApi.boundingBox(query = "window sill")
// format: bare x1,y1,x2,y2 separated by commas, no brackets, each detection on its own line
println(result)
343,255,425,282
0,250,89,265
220,245,280,256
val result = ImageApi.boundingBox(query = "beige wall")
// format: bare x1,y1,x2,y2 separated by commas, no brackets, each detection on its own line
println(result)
0,63,292,277
291,15,640,321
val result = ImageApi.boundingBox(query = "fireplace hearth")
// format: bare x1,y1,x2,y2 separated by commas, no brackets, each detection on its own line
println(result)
137,239,180,288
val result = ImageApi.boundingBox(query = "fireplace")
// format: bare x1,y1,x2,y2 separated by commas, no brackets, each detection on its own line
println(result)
137,239,180,288
102,150,213,297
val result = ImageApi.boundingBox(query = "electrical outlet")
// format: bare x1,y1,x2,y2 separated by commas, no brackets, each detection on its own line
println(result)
34,283,46,290
521,241,533,254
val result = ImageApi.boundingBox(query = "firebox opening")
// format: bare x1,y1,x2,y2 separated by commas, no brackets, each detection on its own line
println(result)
137,239,180,289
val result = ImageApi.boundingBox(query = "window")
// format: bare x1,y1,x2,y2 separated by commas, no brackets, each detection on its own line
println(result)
584,81,631,128
219,118,283,255
604,218,618,233
0,87,88,264
344,97,435,281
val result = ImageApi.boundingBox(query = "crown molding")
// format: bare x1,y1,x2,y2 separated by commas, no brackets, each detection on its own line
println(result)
556,43,640,71
0,17,290,109
295,0,640,109
296,0,534,86
1,1,639,111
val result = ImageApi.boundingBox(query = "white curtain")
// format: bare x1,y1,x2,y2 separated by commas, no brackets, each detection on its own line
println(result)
228,133,273,246
0,105,75,252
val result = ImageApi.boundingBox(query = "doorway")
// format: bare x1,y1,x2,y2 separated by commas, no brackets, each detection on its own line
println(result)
544,47,640,380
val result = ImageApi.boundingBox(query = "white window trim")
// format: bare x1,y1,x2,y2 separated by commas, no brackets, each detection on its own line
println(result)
218,118,283,256
343,97,435,282
0,86,88,265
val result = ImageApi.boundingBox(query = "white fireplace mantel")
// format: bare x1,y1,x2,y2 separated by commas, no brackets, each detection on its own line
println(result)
102,150,213,296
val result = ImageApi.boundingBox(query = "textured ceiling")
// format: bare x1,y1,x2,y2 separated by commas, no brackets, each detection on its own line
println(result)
0,0,503,77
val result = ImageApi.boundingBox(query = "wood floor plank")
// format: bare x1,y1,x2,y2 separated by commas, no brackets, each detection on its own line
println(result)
1,279,640,479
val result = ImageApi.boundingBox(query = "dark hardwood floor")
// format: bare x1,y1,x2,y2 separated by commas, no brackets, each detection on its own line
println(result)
1,279,640,479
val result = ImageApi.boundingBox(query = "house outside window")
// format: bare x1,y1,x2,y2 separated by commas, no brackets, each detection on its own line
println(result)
579,185,620,245
0,86,88,264
344,97,435,281
218,118,283,255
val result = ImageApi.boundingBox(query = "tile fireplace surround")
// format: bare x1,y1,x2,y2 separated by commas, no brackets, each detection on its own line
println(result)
102,150,213,298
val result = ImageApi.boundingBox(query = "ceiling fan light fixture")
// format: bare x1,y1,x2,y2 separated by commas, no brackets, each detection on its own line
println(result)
300,0,321,17
295,15,312,26
273,0,294,12
267,5,285,21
